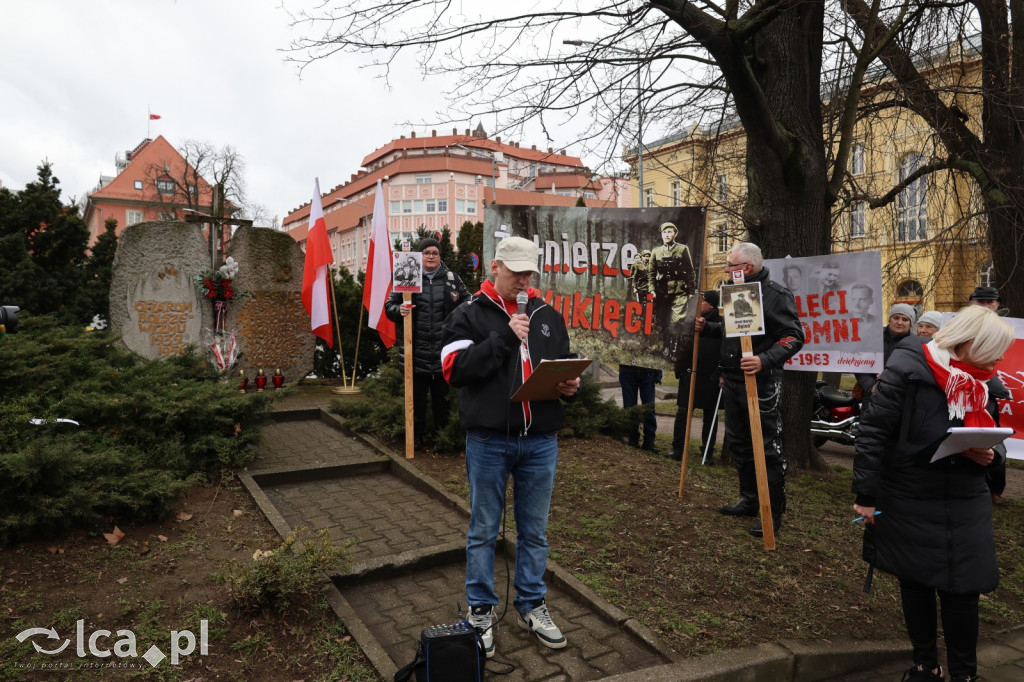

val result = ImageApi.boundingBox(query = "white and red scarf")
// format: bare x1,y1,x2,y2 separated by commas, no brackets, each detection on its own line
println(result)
922,341,996,428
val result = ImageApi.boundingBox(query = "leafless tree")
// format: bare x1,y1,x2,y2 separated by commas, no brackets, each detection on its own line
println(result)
286,0,834,468
832,0,1024,310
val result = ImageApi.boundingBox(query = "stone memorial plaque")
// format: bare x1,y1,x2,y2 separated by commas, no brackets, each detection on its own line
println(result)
224,225,315,385
110,222,214,360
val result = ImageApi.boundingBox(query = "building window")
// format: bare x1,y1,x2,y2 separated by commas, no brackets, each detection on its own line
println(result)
426,199,436,212
187,184,197,196
402,200,412,214
390,201,401,214
126,210,143,226
671,181,681,206
716,175,728,202
980,261,995,287
851,143,865,175
415,174,432,184
156,179,175,196
456,199,466,213
895,280,925,316
414,199,425,213
467,201,476,214
713,222,729,253
851,202,866,237
437,199,448,212
643,187,654,208
897,154,927,242
159,211,176,220
134,180,143,190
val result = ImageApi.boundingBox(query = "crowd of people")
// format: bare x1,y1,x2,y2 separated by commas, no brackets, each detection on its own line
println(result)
391,233,1014,677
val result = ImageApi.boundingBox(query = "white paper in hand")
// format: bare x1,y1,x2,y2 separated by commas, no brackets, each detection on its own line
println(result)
930,427,1014,463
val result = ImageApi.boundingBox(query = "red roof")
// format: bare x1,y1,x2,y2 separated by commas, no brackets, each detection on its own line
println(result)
361,133,582,168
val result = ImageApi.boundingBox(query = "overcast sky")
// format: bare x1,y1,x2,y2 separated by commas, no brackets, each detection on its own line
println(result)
0,1,608,226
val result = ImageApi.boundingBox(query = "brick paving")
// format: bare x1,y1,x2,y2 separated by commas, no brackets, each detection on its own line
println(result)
339,563,664,681
263,474,466,567
240,385,1024,681
251,415,384,470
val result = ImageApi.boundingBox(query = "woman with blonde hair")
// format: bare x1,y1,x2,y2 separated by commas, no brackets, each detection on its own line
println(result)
852,306,1013,682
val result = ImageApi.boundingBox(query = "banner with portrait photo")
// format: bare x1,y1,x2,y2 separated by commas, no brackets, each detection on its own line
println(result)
484,206,706,370
392,251,422,294
722,283,765,337
763,252,884,373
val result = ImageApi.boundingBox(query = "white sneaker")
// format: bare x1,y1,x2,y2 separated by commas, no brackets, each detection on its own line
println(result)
517,600,567,649
468,605,496,658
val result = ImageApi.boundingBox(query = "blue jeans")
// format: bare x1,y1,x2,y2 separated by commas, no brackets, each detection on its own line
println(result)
464,429,559,613
619,367,659,446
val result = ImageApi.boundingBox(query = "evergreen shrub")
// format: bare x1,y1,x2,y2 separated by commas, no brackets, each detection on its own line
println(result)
0,315,273,545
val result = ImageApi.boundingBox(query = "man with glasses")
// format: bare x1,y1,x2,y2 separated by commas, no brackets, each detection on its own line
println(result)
385,237,470,451
695,242,803,537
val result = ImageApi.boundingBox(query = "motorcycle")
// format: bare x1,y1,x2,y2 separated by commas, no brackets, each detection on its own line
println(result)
811,380,861,447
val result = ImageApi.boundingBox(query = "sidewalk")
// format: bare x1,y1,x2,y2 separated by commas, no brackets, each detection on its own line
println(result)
241,384,1024,681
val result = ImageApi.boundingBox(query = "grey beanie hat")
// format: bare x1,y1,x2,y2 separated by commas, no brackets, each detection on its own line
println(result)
888,303,918,325
917,310,943,330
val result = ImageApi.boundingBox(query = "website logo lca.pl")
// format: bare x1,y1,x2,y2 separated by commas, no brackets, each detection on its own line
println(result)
14,619,208,669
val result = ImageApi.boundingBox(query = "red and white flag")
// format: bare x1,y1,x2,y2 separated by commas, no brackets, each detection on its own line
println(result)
149,113,162,120
301,178,335,347
363,179,396,347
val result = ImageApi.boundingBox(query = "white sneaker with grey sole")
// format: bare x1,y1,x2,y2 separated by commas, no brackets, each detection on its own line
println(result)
468,605,496,658
517,600,567,649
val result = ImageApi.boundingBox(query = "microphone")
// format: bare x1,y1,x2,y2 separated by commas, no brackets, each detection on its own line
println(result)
516,291,528,316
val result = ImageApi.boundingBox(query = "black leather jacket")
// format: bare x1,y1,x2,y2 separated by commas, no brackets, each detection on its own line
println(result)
701,266,804,378
385,264,470,375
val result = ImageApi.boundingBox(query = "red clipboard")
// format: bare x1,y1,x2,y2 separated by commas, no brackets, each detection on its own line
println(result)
511,358,592,402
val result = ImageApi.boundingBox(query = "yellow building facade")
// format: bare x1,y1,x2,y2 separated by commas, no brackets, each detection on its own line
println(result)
628,55,994,314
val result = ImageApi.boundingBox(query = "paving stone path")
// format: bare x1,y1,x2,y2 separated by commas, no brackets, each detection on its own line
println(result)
237,386,1023,681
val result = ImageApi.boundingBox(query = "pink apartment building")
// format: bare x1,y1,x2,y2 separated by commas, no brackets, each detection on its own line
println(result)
283,127,629,273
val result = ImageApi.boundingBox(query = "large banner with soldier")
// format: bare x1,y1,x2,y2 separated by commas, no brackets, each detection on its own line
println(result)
483,206,706,370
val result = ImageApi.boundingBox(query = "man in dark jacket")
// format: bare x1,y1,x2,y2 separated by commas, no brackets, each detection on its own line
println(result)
671,290,723,464
855,303,916,402
385,238,470,450
694,243,803,537
441,236,580,658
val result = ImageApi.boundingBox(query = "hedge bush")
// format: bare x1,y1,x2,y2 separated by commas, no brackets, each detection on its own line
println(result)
0,315,273,545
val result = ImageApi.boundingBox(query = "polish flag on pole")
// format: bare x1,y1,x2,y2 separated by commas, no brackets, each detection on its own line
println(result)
301,178,335,347
363,179,396,347
149,113,161,120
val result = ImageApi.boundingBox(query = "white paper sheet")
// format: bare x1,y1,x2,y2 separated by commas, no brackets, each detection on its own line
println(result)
930,427,1015,463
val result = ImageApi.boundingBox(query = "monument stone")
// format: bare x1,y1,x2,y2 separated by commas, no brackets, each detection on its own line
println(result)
223,225,315,385
109,221,213,360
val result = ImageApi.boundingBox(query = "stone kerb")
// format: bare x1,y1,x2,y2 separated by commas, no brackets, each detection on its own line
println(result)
224,225,314,385
109,221,213,360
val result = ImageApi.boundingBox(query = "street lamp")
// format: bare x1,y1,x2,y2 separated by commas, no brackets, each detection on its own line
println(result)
563,39,646,207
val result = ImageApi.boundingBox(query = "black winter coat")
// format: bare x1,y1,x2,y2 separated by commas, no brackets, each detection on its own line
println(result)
678,307,722,409
855,325,912,395
852,335,1004,594
385,264,470,375
702,266,803,377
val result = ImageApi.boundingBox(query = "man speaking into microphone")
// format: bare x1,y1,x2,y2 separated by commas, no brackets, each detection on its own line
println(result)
441,236,580,658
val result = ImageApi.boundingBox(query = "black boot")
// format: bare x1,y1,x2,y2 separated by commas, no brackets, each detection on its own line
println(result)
748,514,782,537
749,480,786,537
721,463,758,515
720,494,758,516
